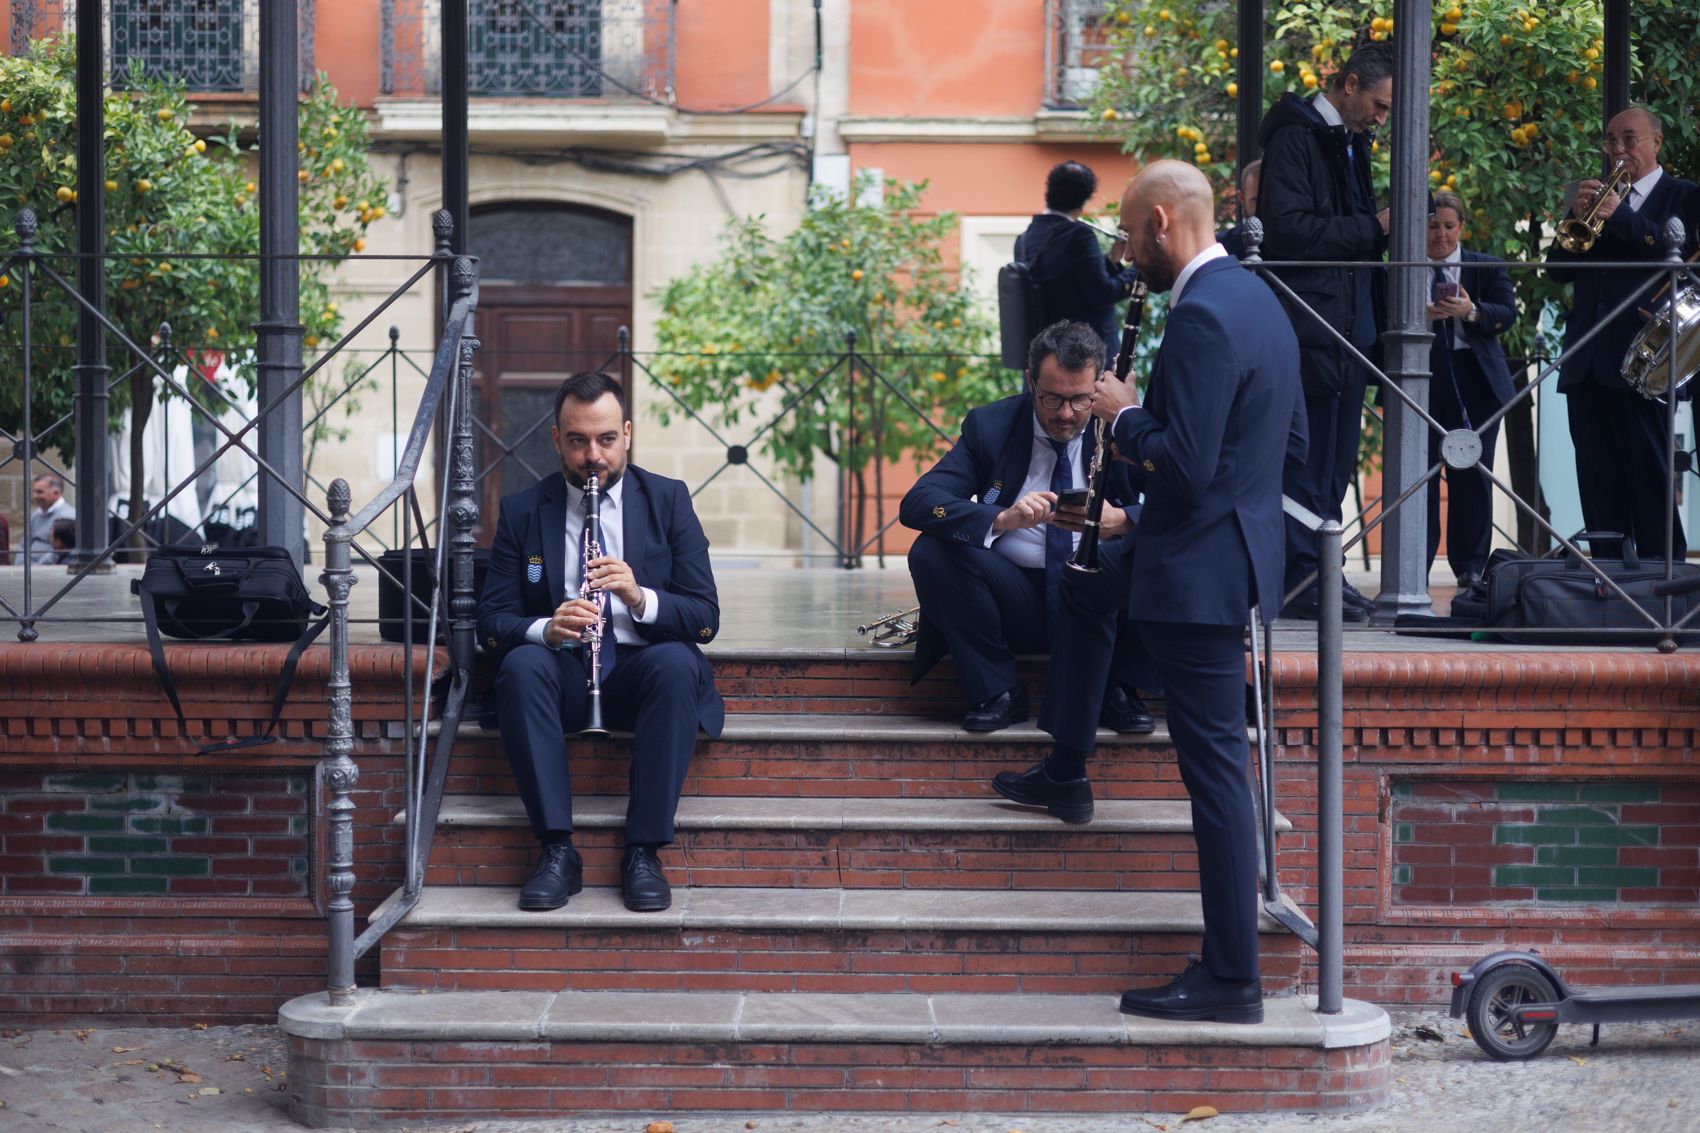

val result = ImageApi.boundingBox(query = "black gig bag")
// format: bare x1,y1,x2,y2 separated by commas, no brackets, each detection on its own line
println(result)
131,544,329,753
1464,534,1700,645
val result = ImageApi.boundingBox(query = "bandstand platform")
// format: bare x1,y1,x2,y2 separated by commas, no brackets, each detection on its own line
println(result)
2,562,1696,1124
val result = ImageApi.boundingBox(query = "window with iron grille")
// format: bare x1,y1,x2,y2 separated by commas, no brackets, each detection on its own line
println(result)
469,0,602,98
1045,0,1116,109
110,0,247,92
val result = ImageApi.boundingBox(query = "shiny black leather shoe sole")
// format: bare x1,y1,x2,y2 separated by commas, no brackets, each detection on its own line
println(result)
1117,992,1264,1025
990,774,1094,825
517,876,583,912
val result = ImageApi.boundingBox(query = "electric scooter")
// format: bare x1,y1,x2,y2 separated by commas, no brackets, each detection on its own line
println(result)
1449,574,1700,1061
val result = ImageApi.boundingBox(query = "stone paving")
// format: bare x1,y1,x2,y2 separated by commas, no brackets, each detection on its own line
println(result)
3,1007,1697,1133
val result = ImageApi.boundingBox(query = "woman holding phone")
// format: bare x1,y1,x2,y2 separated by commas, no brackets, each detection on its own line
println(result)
1425,190,1519,588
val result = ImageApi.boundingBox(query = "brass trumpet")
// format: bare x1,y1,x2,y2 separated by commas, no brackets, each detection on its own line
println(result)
856,605,920,648
1556,162,1635,254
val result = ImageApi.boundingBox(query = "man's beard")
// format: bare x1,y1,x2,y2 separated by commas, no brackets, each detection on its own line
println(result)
564,462,624,491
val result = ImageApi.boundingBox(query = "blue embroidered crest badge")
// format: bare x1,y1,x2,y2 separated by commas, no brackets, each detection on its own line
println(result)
526,556,543,584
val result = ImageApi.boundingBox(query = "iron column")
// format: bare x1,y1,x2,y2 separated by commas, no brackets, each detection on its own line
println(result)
72,0,111,570
256,0,306,563
1372,0,1436,621
443,0,469,255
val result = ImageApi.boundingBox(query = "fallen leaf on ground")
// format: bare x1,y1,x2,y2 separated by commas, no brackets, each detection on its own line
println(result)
112,1045,142,1053
1569,1056,1587,1067
646,1123,674,1133
73,1028,94,1042
192,1023,208,1031
177,1071,204,1085
224,1053,246,1062
114,1059,146,1067
1182,1106,1219,1123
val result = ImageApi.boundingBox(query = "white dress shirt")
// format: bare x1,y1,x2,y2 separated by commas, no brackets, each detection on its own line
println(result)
1624,166,1663,213
1438,244,1471,347
525,475,660,648
985,414,1085,568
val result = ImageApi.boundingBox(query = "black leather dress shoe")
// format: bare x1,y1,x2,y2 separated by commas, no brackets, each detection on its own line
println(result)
1099,686,1156,734
1118,959,1263,1024
1281,588,1368,623
963,685,1028,733
990,760,1093,824
621,845,672,912
518,842,583,911
1341,580,1377,613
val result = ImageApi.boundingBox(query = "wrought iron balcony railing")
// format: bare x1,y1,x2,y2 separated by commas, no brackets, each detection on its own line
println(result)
1044,0,1115,110
7,0,314,93
381,0,675,103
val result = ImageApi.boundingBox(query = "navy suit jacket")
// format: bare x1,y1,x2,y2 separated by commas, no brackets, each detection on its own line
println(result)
477,465,725,737
1433,249,1517,407
900,391,1140,676
1111,256,1306,626
1548,169,1700,393
1016,214,1141,354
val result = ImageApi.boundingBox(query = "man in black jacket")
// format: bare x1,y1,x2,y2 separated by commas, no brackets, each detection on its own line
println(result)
1016,162,1141,364
1548,106,1698,562
1258,42,1393,620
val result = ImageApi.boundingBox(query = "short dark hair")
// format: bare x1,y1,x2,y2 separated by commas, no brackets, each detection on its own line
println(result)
32,473,63,491
553,372,627,424
49,517,75,547
1332,40,1394,93
1044,161,1098,212
1027,320,1105,380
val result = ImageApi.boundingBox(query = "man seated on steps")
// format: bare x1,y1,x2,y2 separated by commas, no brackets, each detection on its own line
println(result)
899,319,1156,736
478,372,725,914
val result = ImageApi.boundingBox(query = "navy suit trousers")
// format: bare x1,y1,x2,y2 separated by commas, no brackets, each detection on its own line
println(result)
907,534,1049,706
1565,381,1687,562
1426,347,1502,581
494,640,703,845
1038,534,1156,749
1283,364,1369,596
1136,621,1260,983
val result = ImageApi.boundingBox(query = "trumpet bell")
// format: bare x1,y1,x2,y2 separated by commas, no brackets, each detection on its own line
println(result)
1623,281,1700,400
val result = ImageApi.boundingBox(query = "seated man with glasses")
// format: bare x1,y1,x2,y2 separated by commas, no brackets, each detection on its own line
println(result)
900,320,1155,741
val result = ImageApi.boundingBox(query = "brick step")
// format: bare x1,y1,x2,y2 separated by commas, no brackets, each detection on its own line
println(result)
416,794,1292,891
440,713,1206,800
282,988,1391,1123
713,650,1081,716
375,886,1311,996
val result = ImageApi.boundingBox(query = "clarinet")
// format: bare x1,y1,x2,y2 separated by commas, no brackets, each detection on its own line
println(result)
1066,272,1149,574
578,471,611,738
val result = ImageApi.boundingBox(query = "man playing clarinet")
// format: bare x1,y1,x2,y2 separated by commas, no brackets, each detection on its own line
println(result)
478,372,723,914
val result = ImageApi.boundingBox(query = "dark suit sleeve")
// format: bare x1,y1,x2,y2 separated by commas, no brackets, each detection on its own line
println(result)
1258,130,1381,263
900,411,1002,543
638,480,720,646
1111,303,1237,508
476,496,536,657
1062,224,1138,307
1466,255,1517,337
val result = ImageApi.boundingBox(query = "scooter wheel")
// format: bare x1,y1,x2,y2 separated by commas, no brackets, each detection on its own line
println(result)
1466,962,1560,1060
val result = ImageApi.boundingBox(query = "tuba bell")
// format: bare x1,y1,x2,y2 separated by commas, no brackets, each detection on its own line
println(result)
1622,278,1700,400
1556,162,1635,254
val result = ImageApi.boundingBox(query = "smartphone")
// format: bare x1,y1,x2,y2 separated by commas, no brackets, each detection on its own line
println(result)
1433,281,1461,302
1055,488,1090,508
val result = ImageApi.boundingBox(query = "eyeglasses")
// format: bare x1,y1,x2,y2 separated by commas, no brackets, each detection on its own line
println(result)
1035,391,1094,412
1602,133,1646,149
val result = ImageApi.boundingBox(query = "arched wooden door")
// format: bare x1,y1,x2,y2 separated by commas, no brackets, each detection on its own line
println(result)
465,202,633,542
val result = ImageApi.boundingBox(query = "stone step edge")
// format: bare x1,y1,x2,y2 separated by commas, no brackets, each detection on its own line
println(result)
378,885,1315,937
426,713,1182,745
281,987,1389,1052
404,793,1294,836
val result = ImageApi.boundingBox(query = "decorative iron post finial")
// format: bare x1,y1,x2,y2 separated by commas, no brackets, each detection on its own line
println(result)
15,208,38,245
1663,216,1688,262
618,325,630,352
846,329,857,351
451,255,475,298
432,208,454,253
389,325,400,346
155,322,172,349
328,477,351,518
1243,216,1265,263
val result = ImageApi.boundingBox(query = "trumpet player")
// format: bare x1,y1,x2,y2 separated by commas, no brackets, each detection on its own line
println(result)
900,320,1156,737
1549,106,1698,561
478,372,723,914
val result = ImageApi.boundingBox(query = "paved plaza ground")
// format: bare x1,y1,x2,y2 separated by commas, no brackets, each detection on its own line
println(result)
3,1007,1697,1133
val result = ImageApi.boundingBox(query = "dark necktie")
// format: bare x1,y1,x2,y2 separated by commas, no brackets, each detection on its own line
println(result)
1044,438,1072,618
581,505,616,677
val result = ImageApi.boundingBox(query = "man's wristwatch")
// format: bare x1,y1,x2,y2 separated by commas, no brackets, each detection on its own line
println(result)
1465,303,1479,324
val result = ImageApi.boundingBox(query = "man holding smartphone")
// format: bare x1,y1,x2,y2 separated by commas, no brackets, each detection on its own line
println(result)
901,320,1154,739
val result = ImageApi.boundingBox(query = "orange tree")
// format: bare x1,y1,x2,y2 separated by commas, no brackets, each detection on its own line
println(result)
653,175,1005,557
1090,0,1700,361
0,35,385,481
